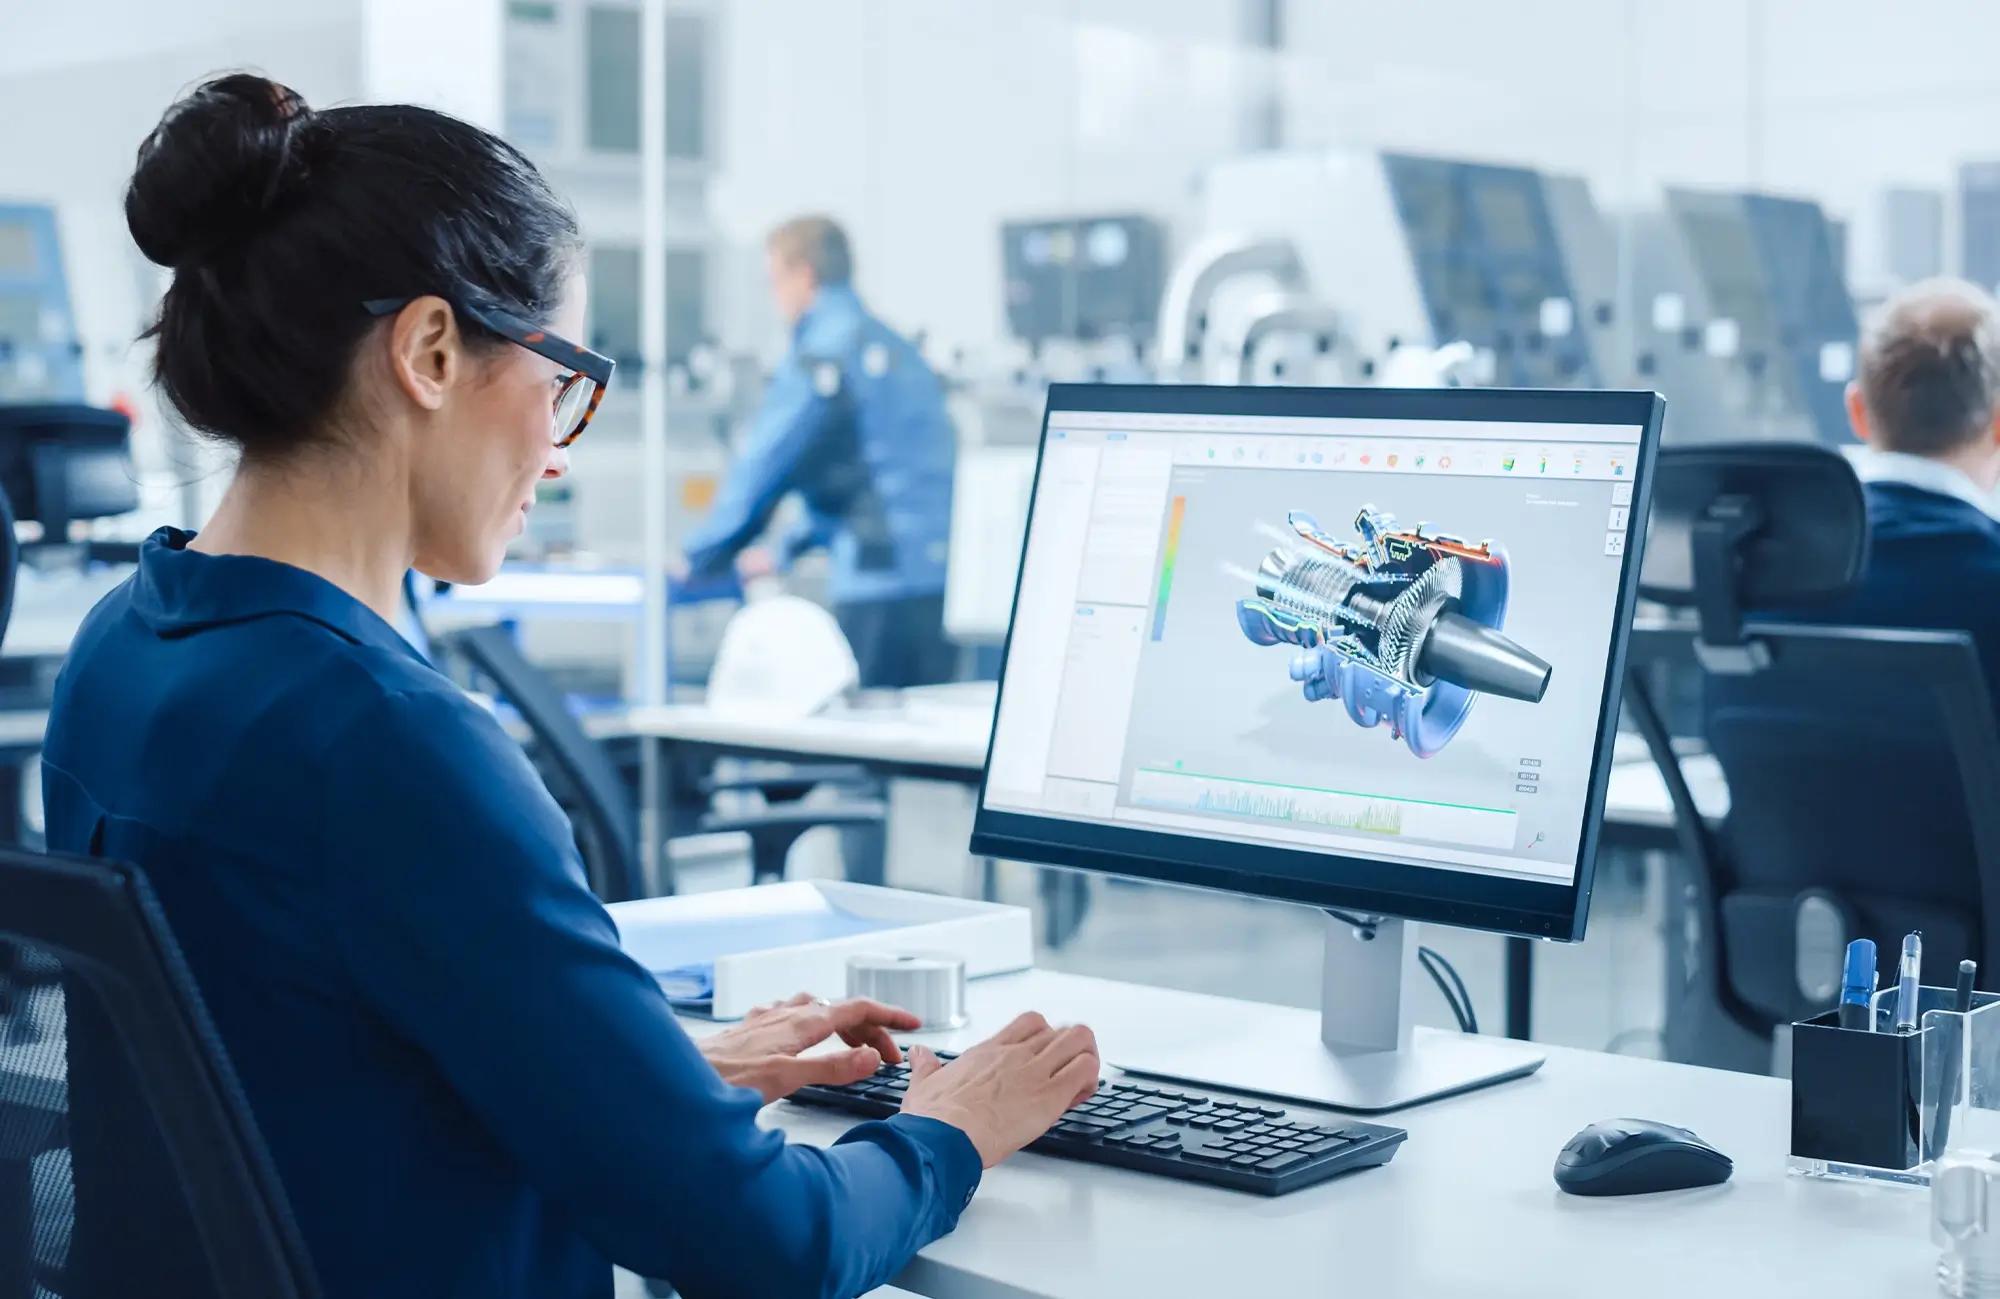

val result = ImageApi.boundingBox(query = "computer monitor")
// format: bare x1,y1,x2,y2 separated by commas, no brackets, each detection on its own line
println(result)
972,383,1664,1110
943,446,1036,645
1001,215,1164,346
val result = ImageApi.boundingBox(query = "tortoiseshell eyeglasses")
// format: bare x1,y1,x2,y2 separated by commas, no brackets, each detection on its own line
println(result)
363,296,615,448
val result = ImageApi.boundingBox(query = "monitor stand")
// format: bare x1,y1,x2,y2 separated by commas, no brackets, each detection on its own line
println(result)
1108,911,1546,1114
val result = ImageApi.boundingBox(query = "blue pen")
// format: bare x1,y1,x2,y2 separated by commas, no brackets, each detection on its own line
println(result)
1839,938,1878,1031
1894,932,1923,1033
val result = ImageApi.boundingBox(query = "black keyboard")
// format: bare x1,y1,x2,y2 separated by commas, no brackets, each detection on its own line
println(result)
790,1049,1407,1196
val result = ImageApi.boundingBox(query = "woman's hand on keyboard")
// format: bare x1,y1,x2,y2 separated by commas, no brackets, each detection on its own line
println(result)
699,992,921,1103
900,1012,1101,1167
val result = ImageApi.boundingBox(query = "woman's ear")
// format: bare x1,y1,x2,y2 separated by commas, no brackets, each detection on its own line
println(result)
385,295,462,412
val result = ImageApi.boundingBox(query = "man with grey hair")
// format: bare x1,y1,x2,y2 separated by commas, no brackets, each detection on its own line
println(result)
1829,276,2000,700
684,214,957,690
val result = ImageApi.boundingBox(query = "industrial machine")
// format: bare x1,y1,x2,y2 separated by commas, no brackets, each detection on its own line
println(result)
1164,150,1613,393
1001,213,1164,354
0,206,85,403
1629,188,1858,445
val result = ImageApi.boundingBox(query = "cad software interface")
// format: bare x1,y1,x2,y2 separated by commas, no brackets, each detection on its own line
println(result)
983,406,1646,885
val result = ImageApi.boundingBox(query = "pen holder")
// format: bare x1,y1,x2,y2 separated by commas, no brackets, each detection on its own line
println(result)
1789,986,2000,1188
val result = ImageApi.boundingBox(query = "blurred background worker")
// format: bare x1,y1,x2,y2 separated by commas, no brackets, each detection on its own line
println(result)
1836,277,2000,701
682,215,957,689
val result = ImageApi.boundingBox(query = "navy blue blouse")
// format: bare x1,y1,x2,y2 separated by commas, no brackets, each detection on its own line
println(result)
43,529,978,1298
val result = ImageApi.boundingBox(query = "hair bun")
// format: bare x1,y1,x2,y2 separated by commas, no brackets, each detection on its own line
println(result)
125,74,321,271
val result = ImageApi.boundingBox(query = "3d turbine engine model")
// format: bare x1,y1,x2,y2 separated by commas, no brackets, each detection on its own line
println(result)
1235,507,1552,757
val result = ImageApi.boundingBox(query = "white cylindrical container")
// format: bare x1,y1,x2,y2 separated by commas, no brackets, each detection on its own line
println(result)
846,953,968,1030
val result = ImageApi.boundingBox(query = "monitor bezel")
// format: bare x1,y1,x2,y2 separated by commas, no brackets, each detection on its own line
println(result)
969,382,1666,943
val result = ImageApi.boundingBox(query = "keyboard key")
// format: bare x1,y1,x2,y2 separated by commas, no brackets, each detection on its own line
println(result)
1187,1117,1216,1129
1259,1152,1309,1172
1120,1105,1168,1125
1300,1136,1353,1156
1230,1154,1265,1167
1253,1106,1286,1118
1214,1120,1246,1132
1183,1149,1232,1165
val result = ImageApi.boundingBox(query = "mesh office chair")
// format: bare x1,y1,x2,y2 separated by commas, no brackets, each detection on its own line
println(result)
443,624,886,899
1626,443,2000,1072
0,849,319,1298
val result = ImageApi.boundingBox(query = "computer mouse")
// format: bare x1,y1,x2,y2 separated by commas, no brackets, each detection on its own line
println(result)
1553,1119,1733,1197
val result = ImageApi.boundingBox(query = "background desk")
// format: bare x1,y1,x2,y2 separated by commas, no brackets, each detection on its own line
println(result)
676,969,1928,1298
626,693,1731,1039
622,693,1731,831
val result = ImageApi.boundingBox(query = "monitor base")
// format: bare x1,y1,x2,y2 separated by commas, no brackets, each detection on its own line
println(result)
1107,912,1545,1114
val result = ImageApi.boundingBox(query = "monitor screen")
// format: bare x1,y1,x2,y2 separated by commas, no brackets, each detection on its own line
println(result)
1001,215,1164,344
972,384,1662,940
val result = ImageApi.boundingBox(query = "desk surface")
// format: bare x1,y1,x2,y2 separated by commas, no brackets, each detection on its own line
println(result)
0,711,48,750
681,969,1924,1298
624,691,1731,829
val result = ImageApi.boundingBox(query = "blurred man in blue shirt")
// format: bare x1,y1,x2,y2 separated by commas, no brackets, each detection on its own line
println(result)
1825,279,2000,712
684,216,957,688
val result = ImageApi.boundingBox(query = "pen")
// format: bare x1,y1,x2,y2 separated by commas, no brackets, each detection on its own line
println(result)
1838,938,1878,1031
1927,959,1979,1162
1895,932,1924,1033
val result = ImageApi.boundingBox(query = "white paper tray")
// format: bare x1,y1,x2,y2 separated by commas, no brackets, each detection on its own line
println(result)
609,880,1033,1020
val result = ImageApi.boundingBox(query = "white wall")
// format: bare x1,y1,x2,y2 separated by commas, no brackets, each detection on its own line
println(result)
706,0,2000,358
1282,0,2000,290
709,0,1251,355
0,0,364,520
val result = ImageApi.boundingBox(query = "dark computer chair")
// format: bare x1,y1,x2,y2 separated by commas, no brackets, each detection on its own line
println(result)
0,849,319,1299
442,624,886,900
0,405,141,564
0,487,19,654
1626,442,2000,1072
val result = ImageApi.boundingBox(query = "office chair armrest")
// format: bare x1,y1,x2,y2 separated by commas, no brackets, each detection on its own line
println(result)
695,801,887,837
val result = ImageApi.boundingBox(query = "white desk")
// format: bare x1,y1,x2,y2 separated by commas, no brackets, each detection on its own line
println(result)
4,566,133,661
623,702,990,776
681,970,1927,1297
0,712,47,750
624,692,1729,831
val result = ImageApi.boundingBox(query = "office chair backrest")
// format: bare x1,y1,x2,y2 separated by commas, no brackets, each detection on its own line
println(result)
443,624,643,902
1700,627,1998,1020
0,849,318,1299
0,485,19,648
0,404,139,539
1633,442,2000,1037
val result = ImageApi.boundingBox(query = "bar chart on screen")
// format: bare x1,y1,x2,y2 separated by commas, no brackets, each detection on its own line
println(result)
1129,767,1518,849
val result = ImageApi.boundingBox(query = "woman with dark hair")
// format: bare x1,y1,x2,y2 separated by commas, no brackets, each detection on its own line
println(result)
43,74,1098,1299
